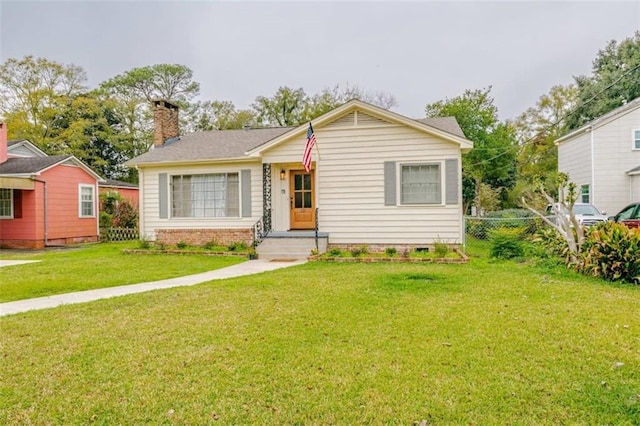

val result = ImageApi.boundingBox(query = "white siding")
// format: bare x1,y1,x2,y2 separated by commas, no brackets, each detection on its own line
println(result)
558,130,592,204
592,109,640,214
138,161,263,239
264,115,464,244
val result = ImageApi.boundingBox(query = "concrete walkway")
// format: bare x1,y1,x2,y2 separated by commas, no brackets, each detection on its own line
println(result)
0,259,306,317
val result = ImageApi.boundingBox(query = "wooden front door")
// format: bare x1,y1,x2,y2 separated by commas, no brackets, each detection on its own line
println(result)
290,170,315,229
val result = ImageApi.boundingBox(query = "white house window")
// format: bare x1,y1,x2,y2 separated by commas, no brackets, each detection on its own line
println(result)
580,184,590,203
634,130,640,150
171,173,239,218
0,188,13,218
79,185,95,217
400,163,441,204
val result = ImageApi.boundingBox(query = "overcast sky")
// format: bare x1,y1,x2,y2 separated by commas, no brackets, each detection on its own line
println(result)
1,1,639,121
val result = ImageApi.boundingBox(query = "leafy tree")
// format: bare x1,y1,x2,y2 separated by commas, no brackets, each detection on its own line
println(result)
99,64,200,104
252,84,398,127
50,93,130,179
98,64,201,170
0,56,87,149
253,87,309,127
425,87,518,214
184,100,256,131
566,31,640,130
512,84,578,201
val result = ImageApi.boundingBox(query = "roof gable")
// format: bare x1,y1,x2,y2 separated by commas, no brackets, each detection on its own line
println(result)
7,140,48,158
247,99,473,156
556,96,640,145
0,155,104,181
125,99,473,167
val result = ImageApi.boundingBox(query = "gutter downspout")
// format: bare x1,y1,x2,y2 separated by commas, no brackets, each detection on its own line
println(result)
31,177,49,246
590,124,595,205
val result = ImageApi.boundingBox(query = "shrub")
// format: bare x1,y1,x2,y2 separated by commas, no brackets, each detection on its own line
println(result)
434,242,449,258
579,222,640,284
328,247,343,257
385,247,397,257
490,228,525,260
532,228,572,264
228,241,248,252
138,238,151,249
176,241,188,249
203,239,218,250
350,247,362,257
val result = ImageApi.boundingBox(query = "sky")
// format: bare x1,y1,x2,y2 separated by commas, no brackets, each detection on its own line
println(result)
1,0,639,121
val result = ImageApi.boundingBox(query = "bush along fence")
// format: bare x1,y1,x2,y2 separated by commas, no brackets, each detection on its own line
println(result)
100,227,139,242
466,212,640,285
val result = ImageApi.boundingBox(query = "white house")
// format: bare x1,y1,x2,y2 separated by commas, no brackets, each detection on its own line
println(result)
126,99,473,258
556,97,640,216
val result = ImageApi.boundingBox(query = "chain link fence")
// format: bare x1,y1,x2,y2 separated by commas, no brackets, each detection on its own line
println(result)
465,215,550,242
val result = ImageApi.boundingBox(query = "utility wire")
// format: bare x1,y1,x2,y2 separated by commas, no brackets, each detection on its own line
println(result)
465,61,640,169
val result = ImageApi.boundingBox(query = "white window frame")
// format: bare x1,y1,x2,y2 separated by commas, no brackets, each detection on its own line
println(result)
0,188,13,219
580,184,590,204
78,184,96,218
633,129,640,150
170,172,240,218
398,162,444,206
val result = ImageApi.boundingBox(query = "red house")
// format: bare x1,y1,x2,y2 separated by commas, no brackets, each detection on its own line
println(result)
99,179,139,207
0,123,104,249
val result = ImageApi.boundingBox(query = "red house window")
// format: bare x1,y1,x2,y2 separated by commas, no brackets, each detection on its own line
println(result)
0,188,12,218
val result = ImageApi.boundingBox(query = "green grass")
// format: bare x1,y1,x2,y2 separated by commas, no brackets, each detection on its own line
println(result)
0,242,245,302
2,248,640,423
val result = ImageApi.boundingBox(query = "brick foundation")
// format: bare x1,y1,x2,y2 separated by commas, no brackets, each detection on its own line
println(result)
0,235,97,250
155,228,253,247
327,243,460,254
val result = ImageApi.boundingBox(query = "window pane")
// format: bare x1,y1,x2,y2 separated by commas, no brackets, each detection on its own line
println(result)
303,174,311,190
400,164,441,204
0,188,12,217
171,173,239,218
304,192,312,208
294,174,302,191
580,185,590,203
80,186,94,217
295,192,303,208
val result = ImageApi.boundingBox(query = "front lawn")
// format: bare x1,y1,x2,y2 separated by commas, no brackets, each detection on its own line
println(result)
0,242,245,302
2,254,640,423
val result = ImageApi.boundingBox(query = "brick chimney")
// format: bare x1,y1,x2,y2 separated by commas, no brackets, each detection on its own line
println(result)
0,122,7,164
152,99,179,148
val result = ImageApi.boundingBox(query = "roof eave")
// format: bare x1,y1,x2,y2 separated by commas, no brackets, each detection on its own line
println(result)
246,99,474,155
129,156,258,168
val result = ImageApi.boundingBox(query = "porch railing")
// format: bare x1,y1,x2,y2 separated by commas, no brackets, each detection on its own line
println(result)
315,207,319,252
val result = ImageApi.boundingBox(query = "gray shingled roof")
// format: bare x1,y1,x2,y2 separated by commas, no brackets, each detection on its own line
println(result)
126,116,466,166
101,179,139,188
126,127,293,166
0,155,72,174
415,117,466,139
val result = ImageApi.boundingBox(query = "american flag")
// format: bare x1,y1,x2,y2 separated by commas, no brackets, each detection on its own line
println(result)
302,122,316,172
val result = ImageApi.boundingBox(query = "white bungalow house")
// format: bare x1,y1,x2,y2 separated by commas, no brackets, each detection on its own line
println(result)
126,99,473,258
556,97,640,216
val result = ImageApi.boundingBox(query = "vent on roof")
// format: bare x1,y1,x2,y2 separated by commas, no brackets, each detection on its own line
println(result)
356,112,389,126
325,112,356,129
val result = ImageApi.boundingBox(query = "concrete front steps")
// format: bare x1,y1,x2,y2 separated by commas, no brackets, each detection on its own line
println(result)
256,231,328,260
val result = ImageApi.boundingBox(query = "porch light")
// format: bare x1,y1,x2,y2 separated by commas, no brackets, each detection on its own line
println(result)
280,169,286,180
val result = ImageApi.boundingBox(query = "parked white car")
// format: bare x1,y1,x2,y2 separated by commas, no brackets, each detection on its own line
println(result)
546,203,609,227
